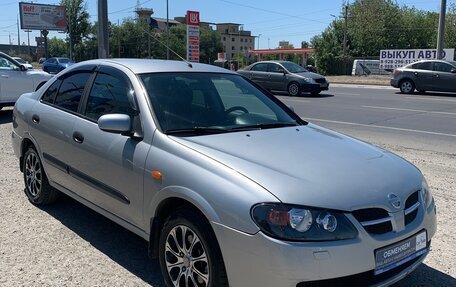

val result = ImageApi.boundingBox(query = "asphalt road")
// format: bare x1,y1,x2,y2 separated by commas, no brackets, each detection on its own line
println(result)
276,84,456,154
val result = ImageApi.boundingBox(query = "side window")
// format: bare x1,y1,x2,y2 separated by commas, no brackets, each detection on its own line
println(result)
54,72,91,112
413,62,433,71
0,56,19,70
41,79,62,104
251,63,268,72
85,71,135,121
434,62,453,73
268,64,284,73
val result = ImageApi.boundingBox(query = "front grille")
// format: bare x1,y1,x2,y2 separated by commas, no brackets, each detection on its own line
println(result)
352,208,392,235
296,247,426,287
352,191,421,235
314,78,326,83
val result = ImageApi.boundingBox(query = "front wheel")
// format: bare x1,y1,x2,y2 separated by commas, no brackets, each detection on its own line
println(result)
399,79,415,94
287,82,301,96
23,147,59,205
159,208,228,287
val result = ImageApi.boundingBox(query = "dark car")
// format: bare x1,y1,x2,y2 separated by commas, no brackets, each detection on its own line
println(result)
237,61,329,96
42,57,74,74
391,60,456,94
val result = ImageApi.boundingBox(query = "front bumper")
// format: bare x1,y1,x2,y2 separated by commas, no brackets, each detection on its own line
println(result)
301,82,329,93
212,198,436,287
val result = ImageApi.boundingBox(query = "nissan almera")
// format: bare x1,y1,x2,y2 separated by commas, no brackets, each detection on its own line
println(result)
12,59,436,287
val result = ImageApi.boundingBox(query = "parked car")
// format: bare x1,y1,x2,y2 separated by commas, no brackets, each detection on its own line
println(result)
391,60,456,94
13,56,33,70
42,57,74,74
237,60,329,96
12,59,436,287
0,52,51,110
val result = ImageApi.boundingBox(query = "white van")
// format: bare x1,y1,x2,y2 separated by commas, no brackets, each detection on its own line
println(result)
352,59,391,76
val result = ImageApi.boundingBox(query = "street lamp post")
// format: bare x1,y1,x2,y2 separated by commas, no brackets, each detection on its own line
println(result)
166,0,170,60
257,34,261,50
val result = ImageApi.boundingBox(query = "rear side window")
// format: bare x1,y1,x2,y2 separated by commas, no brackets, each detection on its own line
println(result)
85,71,136,121
54,72,91,112
412,62,433,71
41,79,62,104
251,63,268,72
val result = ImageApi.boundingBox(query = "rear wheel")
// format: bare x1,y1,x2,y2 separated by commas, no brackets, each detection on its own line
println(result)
399,79,415,94
287,82,301,96
159,208,228,287
23,147,59,205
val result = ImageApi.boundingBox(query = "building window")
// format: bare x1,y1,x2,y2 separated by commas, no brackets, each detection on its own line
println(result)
240,47,243,51
250,39,252,43
241,38,244,42
232,46,235,50
223,37,226,41
232,38,235,42
231,53,235,58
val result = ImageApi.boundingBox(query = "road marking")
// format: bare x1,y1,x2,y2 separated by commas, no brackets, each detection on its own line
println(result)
304,117,456,138
361,105,456,116
280,98,311,103
405,96,456,103
335,93,361,96
330,83,395,90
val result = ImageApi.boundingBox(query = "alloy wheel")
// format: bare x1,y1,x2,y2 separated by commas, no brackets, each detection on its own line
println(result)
164,225,209,287
25,152,42,197
400,81,413,93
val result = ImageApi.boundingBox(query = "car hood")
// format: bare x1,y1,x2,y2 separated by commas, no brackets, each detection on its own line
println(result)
293,71,325,79
171,124,422,212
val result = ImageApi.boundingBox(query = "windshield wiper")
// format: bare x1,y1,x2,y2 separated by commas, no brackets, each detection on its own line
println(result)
166,127,230,135
230,122,299,131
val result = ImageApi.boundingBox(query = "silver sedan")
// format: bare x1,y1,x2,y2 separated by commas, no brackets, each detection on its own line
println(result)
12,59,436,287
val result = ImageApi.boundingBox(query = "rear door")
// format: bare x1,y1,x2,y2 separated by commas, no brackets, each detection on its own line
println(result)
68,65,148,227
267,63,287,91
433,62,456,92
30,67,94,190
248,63,269,89
410,61,434,91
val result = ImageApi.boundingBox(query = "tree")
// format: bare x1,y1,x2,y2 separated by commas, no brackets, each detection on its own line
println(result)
199,28,223,64
47,37,67,57
61,0,90,61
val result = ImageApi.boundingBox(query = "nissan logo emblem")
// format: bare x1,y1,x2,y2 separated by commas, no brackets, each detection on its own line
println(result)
388,193,401,209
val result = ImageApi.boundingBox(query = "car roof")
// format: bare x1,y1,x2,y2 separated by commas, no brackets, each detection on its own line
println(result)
72,58,237,74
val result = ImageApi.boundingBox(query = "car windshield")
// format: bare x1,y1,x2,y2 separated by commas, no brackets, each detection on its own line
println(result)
14,58,26,64
140,73,302,135
281,62,308,73
58,58,71,63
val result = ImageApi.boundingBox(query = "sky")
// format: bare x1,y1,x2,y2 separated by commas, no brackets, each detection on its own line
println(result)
0,0,454,50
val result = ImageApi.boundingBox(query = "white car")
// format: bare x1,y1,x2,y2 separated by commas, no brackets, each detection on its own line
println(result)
13,56,34,70
0,52,52,110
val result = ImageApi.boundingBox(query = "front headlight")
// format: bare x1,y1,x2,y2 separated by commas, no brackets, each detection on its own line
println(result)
251,203,358,241
420,178,432,207
302,77,315,84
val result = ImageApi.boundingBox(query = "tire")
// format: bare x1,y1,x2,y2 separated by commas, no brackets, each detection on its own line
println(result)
287,82,301,96
159,208,228,287
23,147,59,205
399,79,415,94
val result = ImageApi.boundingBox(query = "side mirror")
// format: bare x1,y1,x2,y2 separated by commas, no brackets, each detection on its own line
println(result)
287,105,295,112
278,68,286,74
98,114,132,134
20,64,27,71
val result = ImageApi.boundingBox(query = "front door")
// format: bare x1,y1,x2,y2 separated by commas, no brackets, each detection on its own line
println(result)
267,63,287,91
0,55,34,102
433,62,456,92
68,66,148,228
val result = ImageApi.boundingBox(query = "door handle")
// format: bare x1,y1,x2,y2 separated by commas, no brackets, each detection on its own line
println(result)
32,114,40,123
434,74,439,78
73,131,84,144
413,72,418,76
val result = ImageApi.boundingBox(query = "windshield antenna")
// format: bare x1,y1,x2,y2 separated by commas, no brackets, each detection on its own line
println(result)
140,27,193,68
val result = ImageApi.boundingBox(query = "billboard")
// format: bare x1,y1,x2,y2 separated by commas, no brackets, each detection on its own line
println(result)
186,11,200,63
19,2,67,31
380,49,455,70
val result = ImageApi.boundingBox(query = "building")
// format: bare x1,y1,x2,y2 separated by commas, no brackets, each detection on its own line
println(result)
217,23,255,61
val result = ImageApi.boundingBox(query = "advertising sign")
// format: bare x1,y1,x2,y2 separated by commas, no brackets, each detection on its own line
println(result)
19,2,67,31
380,49,455,70
186,11,200,63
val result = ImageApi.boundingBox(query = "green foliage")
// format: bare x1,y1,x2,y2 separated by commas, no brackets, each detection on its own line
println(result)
61,0,91,61
47,37,67,57
311,0,455,74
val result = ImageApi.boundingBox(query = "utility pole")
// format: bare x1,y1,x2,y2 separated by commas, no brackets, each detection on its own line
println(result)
436,0,447,59
257,34,261,50
343,4,348,55
97,0,109,58
17,15,21,54
117,19,121,58
25,29,31,57
166,0,170,60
